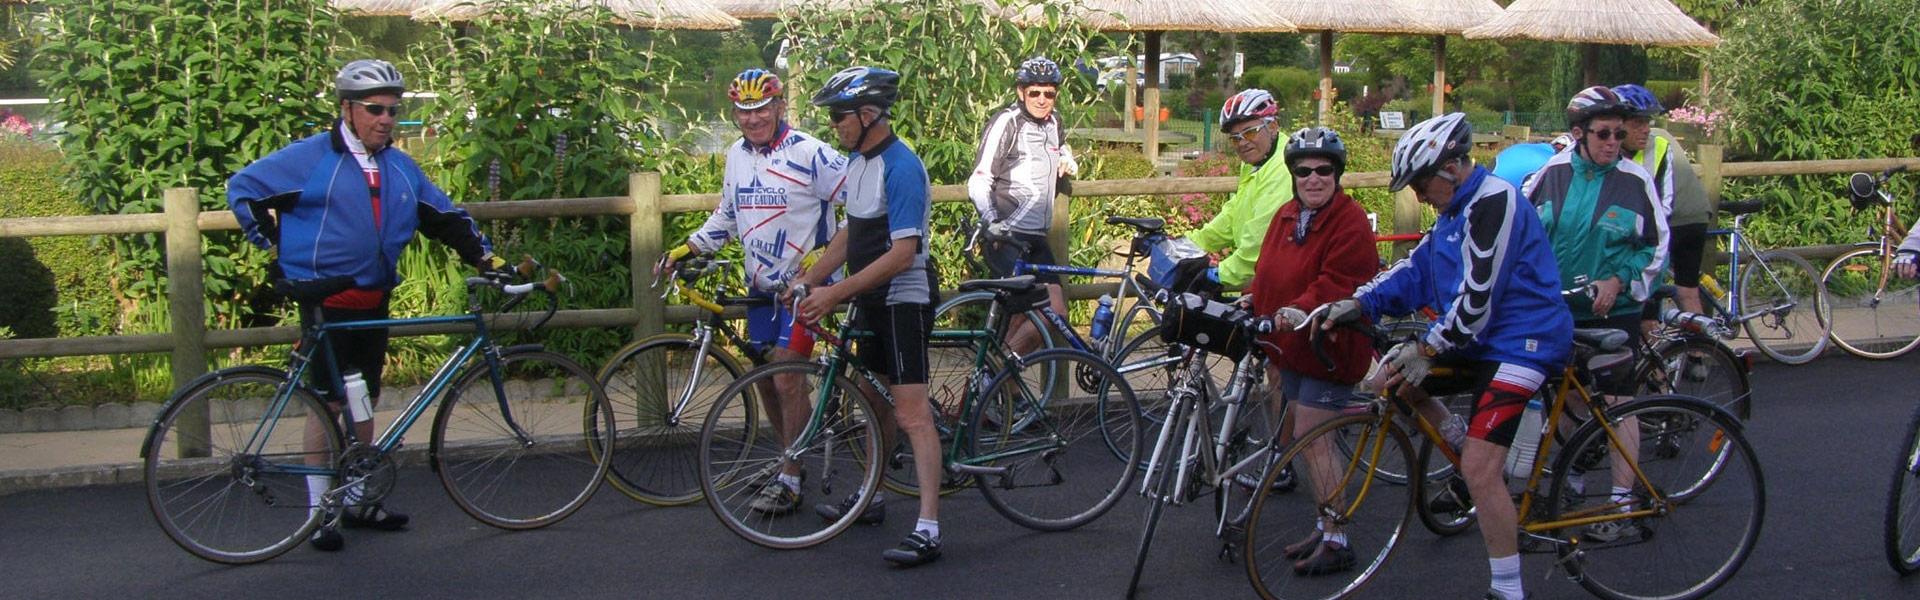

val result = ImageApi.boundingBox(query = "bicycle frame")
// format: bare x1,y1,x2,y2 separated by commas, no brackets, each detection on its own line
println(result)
1702,213,1805,326
654,272,769,427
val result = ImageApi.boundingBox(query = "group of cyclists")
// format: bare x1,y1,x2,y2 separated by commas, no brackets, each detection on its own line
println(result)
223,52,1854,595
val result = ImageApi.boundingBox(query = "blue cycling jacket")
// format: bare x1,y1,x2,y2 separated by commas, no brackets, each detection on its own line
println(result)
1357,166,1571,371
227,125,491,289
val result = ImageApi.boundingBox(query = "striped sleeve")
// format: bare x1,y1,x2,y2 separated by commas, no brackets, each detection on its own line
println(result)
1427,191,1518,353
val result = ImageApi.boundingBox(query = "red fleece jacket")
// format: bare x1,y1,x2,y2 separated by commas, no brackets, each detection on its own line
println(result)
1247,191,1379,384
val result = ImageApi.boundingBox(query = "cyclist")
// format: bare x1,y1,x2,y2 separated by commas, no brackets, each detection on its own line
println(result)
1185,89,1296,290
968,57,1077,354
1614,83,1713,318
228,59,502,552
655,68,850,516
1243,126,1379,574
1523,86,1665,545
1323,112,1571,600
790,66,945,567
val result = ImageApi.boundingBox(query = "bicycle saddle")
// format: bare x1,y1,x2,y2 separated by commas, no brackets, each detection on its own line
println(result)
957,275,1038,294
1572,328,1630,353
1718,199,1764,216
1106,216,1166,232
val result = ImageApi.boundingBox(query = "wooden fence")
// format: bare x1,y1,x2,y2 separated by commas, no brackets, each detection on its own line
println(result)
2,147,1918,390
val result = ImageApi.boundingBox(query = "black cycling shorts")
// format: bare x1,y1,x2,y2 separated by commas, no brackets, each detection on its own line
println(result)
984,232,1061,284
1668,222,1709,287
1421,358,1548,448
853,301,933,385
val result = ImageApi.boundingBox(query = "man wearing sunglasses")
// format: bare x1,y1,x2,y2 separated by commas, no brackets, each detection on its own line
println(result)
1184,88,1296,290
228,58,501,553
1523,85,1666,547
1613,84,1712,321
967,57,1076,354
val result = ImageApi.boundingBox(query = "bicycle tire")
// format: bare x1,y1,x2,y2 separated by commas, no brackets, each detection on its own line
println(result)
698,361,882,550
1647,336,1751,421
431,349,613,530
936,289,1061,412
1885,402,1920,575
143,366,340,564
1126,393,1190,599
1738,249,1830,364
596,334,749,506
971,348,1143,531
1245,414,1411,600
1822,247,1920,359
1545,396,1763,600
1410,438,1475,537
882,338,976,497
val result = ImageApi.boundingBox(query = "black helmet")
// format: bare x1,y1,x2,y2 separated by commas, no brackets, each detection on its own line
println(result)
811,66,900,110
1284,127,1348,173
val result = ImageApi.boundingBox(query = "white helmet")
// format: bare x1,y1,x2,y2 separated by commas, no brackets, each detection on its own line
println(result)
335,59,405,99
1220,89,1279,132
1389,112,1473,192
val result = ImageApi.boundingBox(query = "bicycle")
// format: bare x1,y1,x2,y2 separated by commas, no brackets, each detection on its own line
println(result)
1243,318,1765,600
1889,400,1920,574
1690,198,1831,364
695,275,1143,549
596,256,778,506
1820,165,1920,359
1637,286,1754,420
1125,294,1304,598
141,259,614,564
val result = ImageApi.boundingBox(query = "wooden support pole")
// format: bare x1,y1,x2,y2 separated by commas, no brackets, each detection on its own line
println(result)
629,172,664,342
1392,188,1422,260
164,188,208,457
1143,31,1163,164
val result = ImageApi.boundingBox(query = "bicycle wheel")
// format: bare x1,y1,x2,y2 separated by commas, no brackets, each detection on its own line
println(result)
883,338,976,497
1647,336,1751,420
431,349,613,529
143,366,339,564
936,290,1060,417
698,361,882,549
971,348,1142,531
1245,414,1411,600
1885,403,1920,574
1545,396,1763,600
1738,249,1830,364
1822,247,1920,359
1127,394,1191,599
596,335,748,506
1410,439,1475,536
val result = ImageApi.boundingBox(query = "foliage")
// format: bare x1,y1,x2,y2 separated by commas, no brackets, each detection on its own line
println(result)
1334,34,1505,92
0,140,114,339
36,0,343,338
1707,0,1920,248
777,0,1109,184
1240,32,1309,70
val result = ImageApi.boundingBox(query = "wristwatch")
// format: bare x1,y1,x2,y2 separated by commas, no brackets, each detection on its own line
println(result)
1418,341,1439,359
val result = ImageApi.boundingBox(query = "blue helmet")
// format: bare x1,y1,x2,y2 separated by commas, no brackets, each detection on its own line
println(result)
1491,142,1557,189
810,66,900,110
1611,84,1666,117
1016,57,1062,86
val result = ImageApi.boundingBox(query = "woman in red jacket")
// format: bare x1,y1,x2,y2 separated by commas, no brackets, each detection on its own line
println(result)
1245,126,1379,576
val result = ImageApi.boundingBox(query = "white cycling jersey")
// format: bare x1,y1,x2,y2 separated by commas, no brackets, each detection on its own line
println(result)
689,125,850,292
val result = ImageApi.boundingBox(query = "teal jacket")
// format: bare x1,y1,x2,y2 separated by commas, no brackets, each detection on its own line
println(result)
1525,150,1665,319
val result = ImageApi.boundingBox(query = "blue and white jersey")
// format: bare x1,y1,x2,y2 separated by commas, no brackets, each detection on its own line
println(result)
842,135,933,305
690,125,849,292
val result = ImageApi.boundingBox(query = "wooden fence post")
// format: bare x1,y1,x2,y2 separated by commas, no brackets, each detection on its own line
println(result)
1502,125,1532,148
629,172,664,341
165,188,209,456
1392,188,1422,260
1697,144,1724,214
1050,191,1071,273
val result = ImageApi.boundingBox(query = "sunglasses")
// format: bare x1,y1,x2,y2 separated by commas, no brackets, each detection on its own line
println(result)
1588,128,1627,141
1226,120,1270,143
1292,165,1337,178
830,109,860,124
1025,89,1057,100
349,100,403,118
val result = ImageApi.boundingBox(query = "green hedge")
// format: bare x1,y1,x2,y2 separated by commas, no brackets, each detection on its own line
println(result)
0,141,113,339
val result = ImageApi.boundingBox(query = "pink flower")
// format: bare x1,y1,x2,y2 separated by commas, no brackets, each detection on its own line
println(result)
0,114,30,138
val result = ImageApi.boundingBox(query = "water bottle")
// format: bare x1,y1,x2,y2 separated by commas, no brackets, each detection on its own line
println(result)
1091,295,1116,340
1504,394,1546,479
342,370,373,424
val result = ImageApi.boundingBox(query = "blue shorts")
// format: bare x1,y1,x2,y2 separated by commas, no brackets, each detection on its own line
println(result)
745,291,814,358
1276,368,1360,412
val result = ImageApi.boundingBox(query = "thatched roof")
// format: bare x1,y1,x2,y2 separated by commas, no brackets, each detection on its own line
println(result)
331,0,432,16
1266,0,1431,34
1463,0,1719,47
1006,0,1296,33
1408,0,1504,35
412,0,742,30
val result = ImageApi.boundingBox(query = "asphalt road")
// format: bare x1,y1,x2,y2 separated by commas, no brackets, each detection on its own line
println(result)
6,355,1920,599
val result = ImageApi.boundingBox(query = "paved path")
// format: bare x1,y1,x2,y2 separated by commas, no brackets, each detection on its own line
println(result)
4,355,1920,598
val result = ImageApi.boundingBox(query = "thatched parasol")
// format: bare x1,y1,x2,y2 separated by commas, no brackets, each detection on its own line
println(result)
1266,1,1431,123
1406,0,1504,119
1464,0,1718,86
1008,0,1297,163
331,0,434,16
412,0,742,30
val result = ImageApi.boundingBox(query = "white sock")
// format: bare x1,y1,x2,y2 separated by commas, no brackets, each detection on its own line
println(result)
1324,531,1348,547
1442,414,1468,451
916,518,940,540
1611,486,1634,509
1489,554,1523,600
343,478,366,510
306,475,331,517
776,473,800,492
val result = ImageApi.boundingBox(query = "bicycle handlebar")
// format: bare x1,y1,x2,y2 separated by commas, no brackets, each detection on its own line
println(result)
465,255,565,331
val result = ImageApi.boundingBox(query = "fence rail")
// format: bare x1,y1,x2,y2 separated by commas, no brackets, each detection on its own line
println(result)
3,149,1918,381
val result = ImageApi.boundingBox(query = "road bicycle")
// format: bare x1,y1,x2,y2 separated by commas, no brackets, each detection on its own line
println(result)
695,275,1142,549
142,259,613,564
1889,400,1920,575
1820,165,1920,359
1690,199,1831,364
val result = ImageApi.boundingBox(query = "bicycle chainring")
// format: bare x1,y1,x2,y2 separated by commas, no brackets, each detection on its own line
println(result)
337,444,398,506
